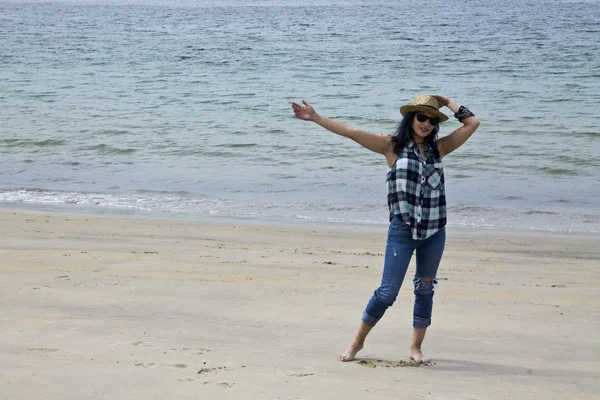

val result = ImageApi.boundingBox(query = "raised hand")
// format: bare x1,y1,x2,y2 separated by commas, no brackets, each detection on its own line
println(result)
291,100,317,121
431,95,450,108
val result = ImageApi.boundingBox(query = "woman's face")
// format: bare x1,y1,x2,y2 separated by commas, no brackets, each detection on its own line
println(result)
411,112,438,141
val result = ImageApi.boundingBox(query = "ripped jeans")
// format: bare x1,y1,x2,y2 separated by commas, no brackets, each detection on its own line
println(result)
362,216,446,329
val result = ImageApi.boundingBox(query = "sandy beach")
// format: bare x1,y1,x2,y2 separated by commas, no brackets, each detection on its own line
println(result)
1,209,598,400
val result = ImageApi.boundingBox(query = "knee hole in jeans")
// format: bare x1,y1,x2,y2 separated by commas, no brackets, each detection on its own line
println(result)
414,278,438,295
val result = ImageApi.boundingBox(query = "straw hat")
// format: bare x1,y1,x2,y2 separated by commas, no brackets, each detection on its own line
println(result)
400,95,449,122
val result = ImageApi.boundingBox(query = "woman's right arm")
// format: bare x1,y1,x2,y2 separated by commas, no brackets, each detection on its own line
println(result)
292,100,392,156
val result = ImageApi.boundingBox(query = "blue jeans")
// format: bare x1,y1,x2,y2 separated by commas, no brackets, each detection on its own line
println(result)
362,216,446,329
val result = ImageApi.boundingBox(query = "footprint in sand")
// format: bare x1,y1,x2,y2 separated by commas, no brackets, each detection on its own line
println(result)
176,379,234,388
290,373,315,377
27,348,59,352
358,359,423,368
171,347,211,355
134,362,156,368
197,366,227,374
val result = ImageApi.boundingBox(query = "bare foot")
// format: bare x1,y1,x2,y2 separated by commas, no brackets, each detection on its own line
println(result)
339,342,363,362
410,347,430,364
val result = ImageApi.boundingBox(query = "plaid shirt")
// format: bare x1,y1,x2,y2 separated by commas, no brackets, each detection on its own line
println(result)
386,141,447,240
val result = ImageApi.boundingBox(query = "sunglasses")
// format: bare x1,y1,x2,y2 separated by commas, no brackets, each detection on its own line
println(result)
415,113,439,126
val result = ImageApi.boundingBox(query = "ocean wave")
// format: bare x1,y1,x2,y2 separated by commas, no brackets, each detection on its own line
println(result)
96,129,131,136
577,131,599,137
524,210,558,215
0,139,66,148
222,143,258,148
492,196,524,201
536,167,578,176
78,144,136,155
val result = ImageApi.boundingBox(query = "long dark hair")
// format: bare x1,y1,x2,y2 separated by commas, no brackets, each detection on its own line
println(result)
390,112,440,157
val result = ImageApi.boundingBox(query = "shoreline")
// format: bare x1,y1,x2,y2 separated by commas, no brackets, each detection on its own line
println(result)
1,202,598,238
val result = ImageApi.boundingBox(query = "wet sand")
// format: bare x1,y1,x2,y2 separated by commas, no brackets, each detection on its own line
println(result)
1,210,599,399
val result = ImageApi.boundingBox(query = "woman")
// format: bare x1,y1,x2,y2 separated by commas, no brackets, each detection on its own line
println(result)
291,94,480,363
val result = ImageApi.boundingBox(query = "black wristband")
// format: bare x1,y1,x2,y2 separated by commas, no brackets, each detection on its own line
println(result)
454,106,475,122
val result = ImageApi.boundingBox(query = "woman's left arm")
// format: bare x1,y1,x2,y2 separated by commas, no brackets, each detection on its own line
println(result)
433,95,480,158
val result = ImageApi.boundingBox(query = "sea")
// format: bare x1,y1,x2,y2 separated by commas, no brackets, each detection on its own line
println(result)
1,0,599,234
